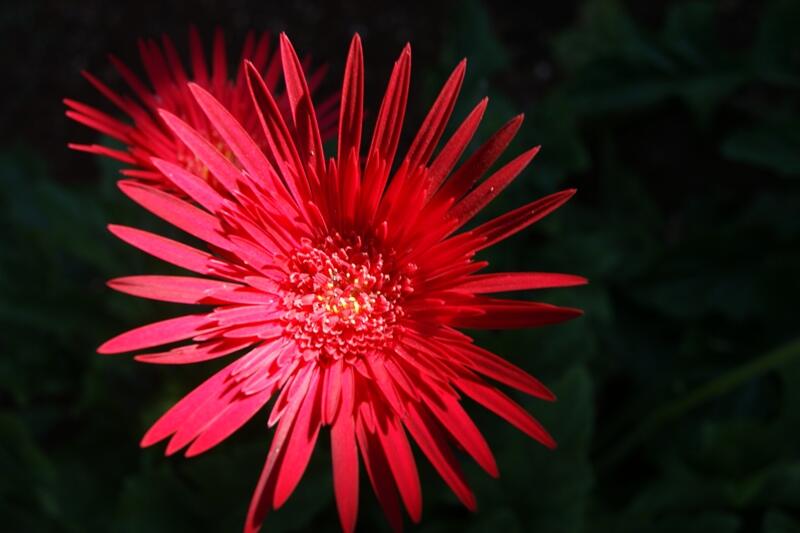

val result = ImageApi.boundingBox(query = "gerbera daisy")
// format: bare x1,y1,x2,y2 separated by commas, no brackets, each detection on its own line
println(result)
65,27,337,189
98,33,585,532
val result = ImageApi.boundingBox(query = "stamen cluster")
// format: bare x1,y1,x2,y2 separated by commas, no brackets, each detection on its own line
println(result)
281,234,415,361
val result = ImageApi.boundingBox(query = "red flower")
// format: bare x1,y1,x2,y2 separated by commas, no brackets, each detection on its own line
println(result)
98,33,585,533
65,27,336,190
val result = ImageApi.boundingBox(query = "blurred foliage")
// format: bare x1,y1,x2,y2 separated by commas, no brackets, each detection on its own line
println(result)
1,0,799,531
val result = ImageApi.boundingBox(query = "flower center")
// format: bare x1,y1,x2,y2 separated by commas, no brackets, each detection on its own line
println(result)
282,234,415,362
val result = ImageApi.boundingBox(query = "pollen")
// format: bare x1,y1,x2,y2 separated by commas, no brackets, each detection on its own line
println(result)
281,233,416,361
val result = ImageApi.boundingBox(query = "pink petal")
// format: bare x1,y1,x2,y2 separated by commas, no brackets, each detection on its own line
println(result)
117,180,231,249
245,367,316,532
331,409,359,533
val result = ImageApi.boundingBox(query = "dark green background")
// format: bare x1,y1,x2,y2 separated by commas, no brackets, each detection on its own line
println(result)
2,0,799,531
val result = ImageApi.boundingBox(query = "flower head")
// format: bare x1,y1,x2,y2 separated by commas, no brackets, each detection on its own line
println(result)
65,27,336,190
98,33,585,533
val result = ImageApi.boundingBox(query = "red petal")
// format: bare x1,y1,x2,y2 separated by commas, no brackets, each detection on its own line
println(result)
471,189,577,250
426,98,487,197
244,61,308,204
375,408,422,522
185,386,273,457
108,225,214,275
356,410,404,532
456,272,588,293
449,343,556,401
245,367,316,532
338,34,364,164
150,157,226,214
450,146,540,224
435,114,524,203
134,339,250,365
156,110,244,195
188,25,209,85
140,357,239,447
189,83,277,194
405,59,466,171
68,142,136,164
404,401,476,511
279,33,325,173
117,181,230,249
108,275,243,304
422,386,498,477
457,374,556,449
272,374,322,508
98,314,211,354
452,299,582,329
365,45,411,172
331,409,359,533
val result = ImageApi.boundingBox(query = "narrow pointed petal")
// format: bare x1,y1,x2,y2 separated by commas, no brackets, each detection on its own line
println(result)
450,146,540,224
452,299,583,329
405,59,466,171
157,110,245,195
272,373,322,508
366,45,411,170
456,374,557,449
107,225,214,275
457,272,588,293
435,114,524,203
376,408,423,522
404,401,476,511
185,386,274,457
141,358,239,446
338,34,364,164
426,98,487,196
98,313,211,354
134,339,250,364
279,33,325,172
108,275,243,304
356,413,404,532
471,189,577,249
117,180,230,249
331,409,359,533
245,367,316,532
189,83,277,191
422,386,498,477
